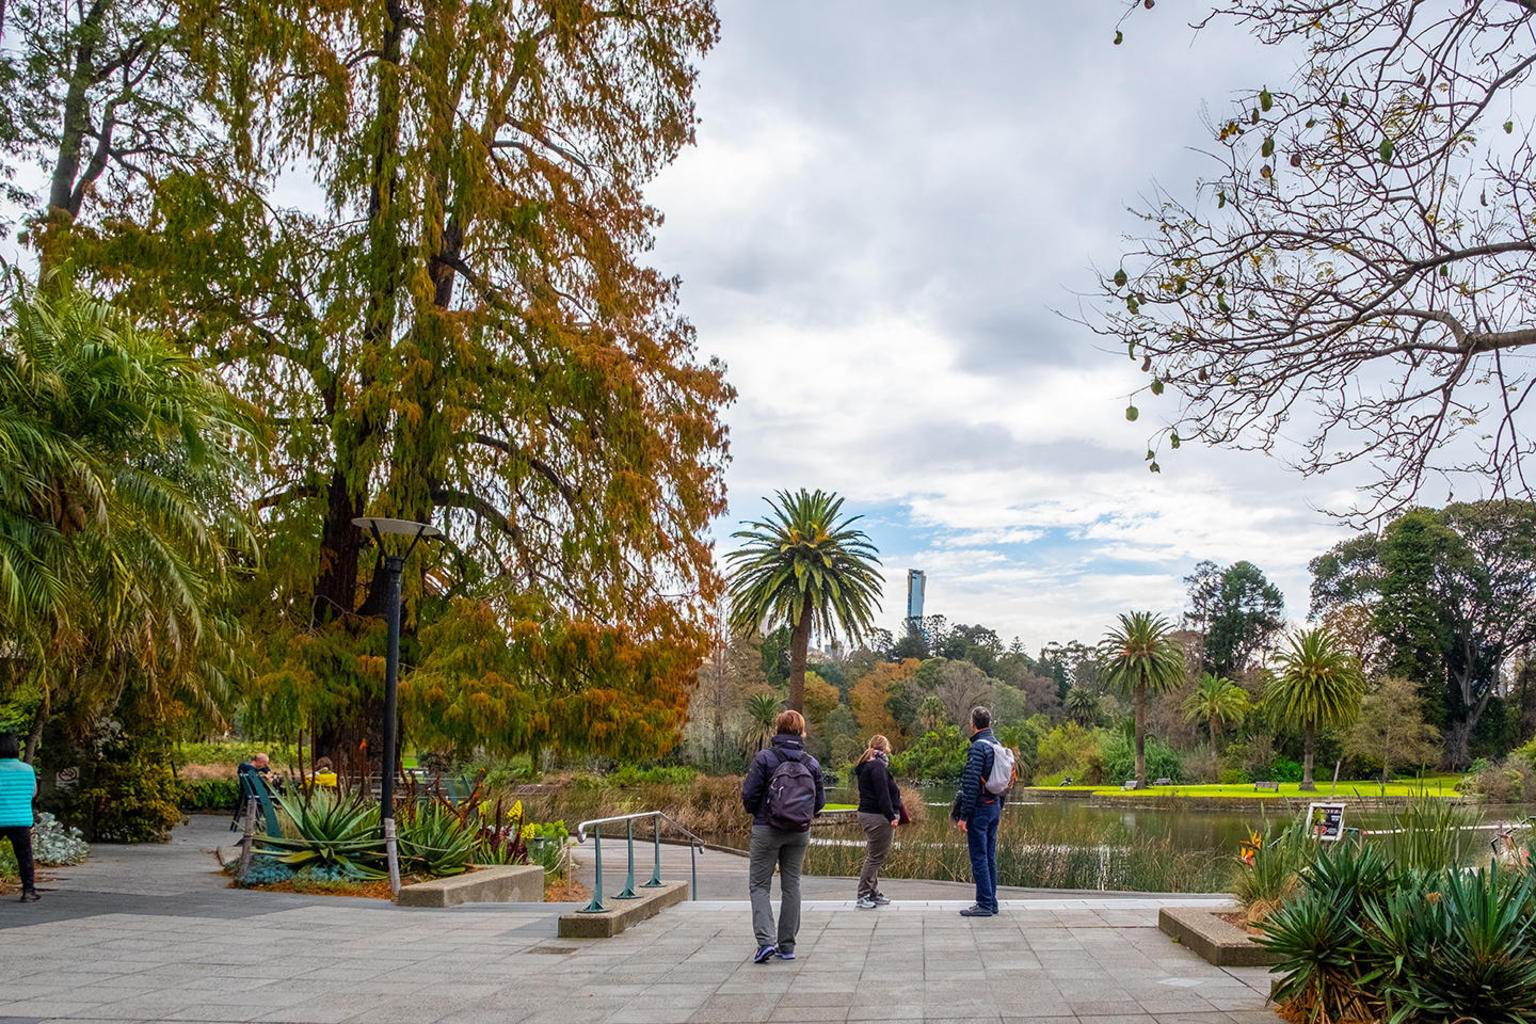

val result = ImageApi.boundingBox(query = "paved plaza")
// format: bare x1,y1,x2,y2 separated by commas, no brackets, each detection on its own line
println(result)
0,817,1280,1024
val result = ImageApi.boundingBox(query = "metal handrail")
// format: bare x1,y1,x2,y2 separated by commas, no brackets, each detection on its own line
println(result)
574,811,707,914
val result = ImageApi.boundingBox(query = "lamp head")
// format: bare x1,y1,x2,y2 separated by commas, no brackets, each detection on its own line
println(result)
351,517,442,539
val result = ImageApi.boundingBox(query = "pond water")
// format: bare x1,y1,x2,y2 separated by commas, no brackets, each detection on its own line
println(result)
827,785,1530,862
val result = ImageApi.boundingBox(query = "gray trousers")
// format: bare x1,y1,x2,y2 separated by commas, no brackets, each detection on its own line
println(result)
749,823,810,952
857,812,893,897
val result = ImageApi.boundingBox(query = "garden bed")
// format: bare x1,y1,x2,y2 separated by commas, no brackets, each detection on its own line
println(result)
1158,905,1278,967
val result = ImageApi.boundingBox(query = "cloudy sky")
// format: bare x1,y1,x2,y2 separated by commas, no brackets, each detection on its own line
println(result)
646,2,1369,647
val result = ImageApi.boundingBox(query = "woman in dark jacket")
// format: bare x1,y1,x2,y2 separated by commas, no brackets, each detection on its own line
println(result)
852,734,902,909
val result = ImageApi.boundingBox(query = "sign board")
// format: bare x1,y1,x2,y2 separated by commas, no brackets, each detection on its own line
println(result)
54,766,79,789
1307,802,1346,842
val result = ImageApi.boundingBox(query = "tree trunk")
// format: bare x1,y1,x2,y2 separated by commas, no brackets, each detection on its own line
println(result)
1134,683,1147,788
788,602,813,712
23,681,50,763
1209,714,1220,780
1300,724,1317,792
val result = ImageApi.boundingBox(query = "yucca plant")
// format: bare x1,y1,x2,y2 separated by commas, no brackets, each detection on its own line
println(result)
1354,886,1438,1024
1375,869,1536,1024
1257,891,1374,1024
256,788,385,879
1300,840,1400,911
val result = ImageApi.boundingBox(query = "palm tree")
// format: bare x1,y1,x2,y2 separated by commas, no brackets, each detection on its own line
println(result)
1181,672,1248,776
1102,611,1185,788
726,489,883,711
1265,628,1364,792
744,691,783,752
1064,686,1099,726
0,276,255,756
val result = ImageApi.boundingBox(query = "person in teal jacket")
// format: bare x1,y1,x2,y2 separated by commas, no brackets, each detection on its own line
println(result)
0,732,39,901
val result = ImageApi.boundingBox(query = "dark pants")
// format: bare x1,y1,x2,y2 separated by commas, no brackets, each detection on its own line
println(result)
748,824,810,953
1,825,34,891
856,812,893,898
966,799,1000,913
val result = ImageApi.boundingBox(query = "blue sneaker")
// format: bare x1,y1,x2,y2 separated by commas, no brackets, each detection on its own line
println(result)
776,950,796,960
753,944,776,964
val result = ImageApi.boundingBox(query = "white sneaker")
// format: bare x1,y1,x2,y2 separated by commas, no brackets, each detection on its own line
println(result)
871,893,891,906
855,895,878,909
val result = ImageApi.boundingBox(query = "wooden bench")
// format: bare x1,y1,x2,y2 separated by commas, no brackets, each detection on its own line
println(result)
1254,780,1280,791
1121,779,1138,790
1154,777,1172,787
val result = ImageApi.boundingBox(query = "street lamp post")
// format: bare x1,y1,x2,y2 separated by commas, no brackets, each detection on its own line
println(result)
352,516,441,895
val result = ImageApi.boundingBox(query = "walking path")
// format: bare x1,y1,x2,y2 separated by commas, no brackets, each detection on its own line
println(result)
0,816,1280,1024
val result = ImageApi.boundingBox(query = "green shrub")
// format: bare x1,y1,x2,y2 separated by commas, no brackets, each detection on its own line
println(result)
464,753,537,791
1463,756,1536,802
1271,757,1303,783
1218,767,1251,784
173,740,302,768
179,778,240,813
1034,723,1103,783
606,764,700,787
55,734,184,842
891,725,968,783
1100,733,1183,784
526,822,569,877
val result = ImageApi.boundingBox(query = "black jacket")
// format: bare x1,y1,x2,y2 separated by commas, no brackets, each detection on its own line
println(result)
854,755,902,820
741,735,826,827
950,728,1005,822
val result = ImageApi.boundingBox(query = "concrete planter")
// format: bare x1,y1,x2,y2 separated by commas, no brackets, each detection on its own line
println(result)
397,864,545,907
1158,904,1281,967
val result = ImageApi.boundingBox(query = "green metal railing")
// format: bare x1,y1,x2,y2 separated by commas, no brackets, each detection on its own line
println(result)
575,811,706,914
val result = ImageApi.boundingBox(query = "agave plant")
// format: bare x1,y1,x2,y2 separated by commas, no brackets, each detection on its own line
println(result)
256,788,385,879
397,801,475,878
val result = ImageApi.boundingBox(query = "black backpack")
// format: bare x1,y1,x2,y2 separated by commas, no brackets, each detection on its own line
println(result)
764,749,817,831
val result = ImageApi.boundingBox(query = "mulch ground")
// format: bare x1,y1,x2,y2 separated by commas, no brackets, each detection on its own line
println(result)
234,878,401,900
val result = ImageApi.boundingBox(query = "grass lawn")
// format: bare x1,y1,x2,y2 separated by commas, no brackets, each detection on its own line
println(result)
823,802,857,811
1023,775,1465,800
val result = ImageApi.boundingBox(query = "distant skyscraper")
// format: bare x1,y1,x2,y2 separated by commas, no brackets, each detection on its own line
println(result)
905,569,926,627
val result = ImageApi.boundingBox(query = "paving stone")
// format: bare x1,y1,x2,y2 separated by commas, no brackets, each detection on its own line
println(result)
0,816,1282,1024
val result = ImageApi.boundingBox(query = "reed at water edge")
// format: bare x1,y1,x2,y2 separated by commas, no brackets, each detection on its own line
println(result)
802,810,1229,893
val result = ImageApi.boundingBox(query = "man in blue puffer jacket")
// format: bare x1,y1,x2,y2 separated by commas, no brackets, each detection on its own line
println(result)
0,732,39,901
950,706,1005,917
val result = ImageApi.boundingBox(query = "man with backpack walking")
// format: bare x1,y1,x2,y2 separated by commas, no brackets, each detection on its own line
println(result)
741,709,825,963
951,706,1014,918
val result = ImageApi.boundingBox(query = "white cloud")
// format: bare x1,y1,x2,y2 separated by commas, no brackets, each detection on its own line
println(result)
652,3,1367,645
